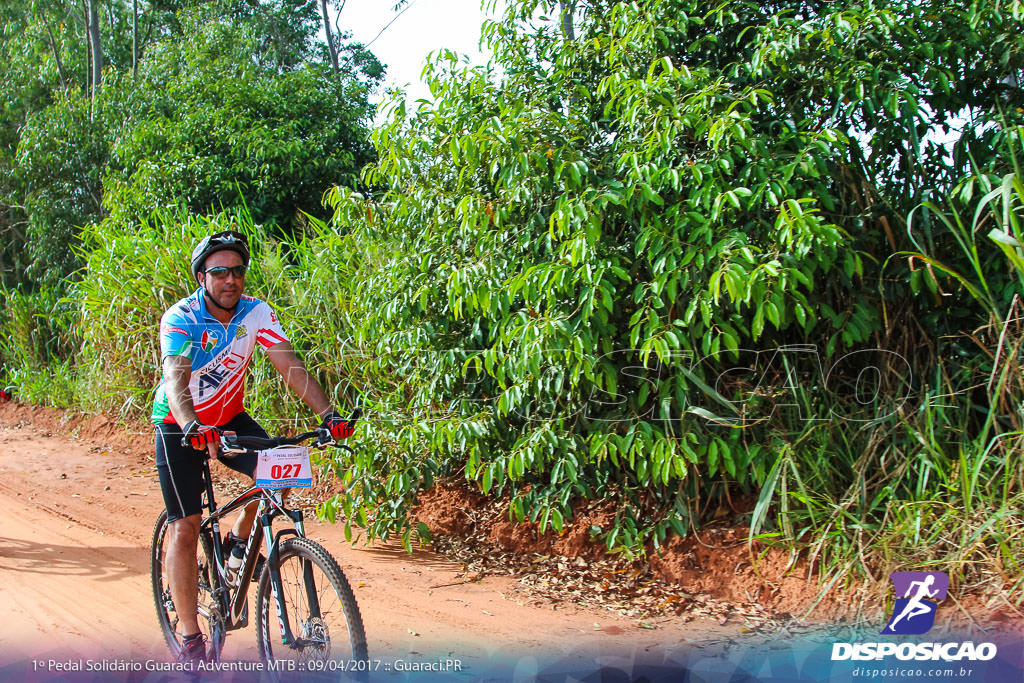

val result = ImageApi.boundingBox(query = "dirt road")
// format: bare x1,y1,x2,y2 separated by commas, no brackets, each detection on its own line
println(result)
0,405,738,680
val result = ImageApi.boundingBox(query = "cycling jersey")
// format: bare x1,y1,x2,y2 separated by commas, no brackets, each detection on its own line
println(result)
151,289,289,425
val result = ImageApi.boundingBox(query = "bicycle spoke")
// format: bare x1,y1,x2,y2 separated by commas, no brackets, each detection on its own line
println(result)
152,511,225,659
256,537,366,666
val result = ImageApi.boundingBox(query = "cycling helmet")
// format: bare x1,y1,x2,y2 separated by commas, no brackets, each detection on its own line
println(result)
190,230,250,283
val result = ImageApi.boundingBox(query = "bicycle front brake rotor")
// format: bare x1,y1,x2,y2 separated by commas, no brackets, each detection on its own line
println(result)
291,618,330,656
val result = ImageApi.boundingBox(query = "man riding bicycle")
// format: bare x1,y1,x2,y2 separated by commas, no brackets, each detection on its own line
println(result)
152,230,353,663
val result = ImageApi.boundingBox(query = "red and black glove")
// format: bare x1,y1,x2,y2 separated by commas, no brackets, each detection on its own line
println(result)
181,420,221,450
0,389,11,402
320,410,355,440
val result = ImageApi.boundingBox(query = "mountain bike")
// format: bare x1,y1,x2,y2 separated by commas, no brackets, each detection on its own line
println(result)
150,416,367,669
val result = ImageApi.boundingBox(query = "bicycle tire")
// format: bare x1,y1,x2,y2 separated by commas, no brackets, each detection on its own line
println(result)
255,537,368,669
151,510,223,657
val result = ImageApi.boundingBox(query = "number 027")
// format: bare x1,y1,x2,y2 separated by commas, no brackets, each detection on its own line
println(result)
270,463,300,478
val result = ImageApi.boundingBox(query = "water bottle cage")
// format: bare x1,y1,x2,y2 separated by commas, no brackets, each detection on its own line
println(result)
224,536,247,586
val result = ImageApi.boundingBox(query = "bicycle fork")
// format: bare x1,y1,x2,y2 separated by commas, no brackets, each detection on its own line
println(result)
262,510,325,648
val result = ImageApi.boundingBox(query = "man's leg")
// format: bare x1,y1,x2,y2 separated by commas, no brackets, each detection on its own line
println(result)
165,514,203,636
220,412,274,543
155,424,208,641
230,500,261,539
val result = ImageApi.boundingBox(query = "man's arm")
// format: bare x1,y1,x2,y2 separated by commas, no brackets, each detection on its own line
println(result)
164,354,200,425
265,341,333,417
163,354,219,458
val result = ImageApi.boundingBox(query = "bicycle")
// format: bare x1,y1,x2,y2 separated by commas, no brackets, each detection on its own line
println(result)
151,413,367,669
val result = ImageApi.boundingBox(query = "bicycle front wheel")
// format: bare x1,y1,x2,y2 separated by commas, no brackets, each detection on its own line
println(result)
255,537,368,666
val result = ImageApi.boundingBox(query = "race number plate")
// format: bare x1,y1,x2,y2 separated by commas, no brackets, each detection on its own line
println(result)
254,446,313,489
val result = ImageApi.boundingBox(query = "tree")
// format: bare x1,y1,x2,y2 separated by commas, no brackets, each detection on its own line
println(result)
317,0,1024,551
16,88,113,283
2,0,383,285
100,11,381,230
87,0,102,101
321,0,341,77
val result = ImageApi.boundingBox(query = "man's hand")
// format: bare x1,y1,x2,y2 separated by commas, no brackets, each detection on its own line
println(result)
320,410,355,440
182,420,221,453
0,388,11,402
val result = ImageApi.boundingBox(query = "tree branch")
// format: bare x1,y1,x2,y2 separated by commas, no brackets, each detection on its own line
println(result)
365,0,418,49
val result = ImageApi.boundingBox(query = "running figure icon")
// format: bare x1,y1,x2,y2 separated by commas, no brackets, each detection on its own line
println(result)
882,571,949,635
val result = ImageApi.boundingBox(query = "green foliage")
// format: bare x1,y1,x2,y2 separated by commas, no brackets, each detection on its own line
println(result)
71,205,359,426
0,284,78,408
0,0,382,288
2,0,1023,592
298,0,1024,562
16,87,117,284
101,14,379,231
73,206,277,416
0,284,76,370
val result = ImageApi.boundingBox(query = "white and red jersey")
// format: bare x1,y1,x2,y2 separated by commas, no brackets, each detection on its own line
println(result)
152,290,289,425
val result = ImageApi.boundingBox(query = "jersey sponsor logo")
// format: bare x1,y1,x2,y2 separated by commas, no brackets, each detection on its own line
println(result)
161,324,188,336
195,351,247,402
221,351,246,371
155,294,284,419
270,310,278,323
200,330,218,353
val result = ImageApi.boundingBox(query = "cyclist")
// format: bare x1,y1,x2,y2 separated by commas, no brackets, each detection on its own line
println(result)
152,230,353,663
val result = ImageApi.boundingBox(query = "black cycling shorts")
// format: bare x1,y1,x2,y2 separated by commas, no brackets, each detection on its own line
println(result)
155,412,269,522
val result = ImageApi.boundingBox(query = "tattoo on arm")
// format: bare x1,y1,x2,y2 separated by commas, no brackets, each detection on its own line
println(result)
163,355,199,425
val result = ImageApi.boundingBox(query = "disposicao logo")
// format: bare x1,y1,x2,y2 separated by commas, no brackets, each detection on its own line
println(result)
882,571,949,635
831,570,998,663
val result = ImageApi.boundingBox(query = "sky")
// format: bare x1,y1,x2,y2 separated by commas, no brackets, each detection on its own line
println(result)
337,0,505,107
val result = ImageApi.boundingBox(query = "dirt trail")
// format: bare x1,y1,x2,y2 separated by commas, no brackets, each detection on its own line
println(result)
0,404,739,678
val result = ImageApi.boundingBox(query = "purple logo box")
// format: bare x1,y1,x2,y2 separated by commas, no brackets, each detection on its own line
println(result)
891,571,949,600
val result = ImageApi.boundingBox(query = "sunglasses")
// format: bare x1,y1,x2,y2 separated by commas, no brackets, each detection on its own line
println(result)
204,265,247,279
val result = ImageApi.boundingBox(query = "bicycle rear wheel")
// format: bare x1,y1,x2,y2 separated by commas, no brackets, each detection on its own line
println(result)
151,510,224,657
255,537,368,667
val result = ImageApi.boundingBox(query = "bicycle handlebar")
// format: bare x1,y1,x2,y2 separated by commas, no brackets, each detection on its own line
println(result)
220,407,361,454
222,429,326,451
182,407,362,454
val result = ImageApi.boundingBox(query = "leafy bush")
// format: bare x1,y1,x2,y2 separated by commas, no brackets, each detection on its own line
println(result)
101,14,380,232
4,2,382,288
307,0,1024,560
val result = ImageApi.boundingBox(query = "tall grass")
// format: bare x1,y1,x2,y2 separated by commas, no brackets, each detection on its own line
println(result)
0,284,79,407
69,206,365,431
753,127,1024,607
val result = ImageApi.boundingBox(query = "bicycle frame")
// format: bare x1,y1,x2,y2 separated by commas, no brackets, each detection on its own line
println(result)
198,456,314,645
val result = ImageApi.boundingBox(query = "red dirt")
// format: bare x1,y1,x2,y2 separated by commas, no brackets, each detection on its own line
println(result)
1,399,1018,681
411,476,855,621
0,401,750,675
406,451,1022,634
